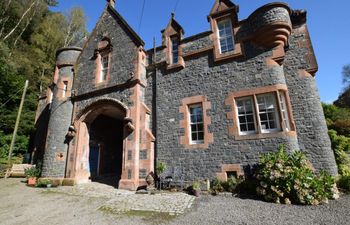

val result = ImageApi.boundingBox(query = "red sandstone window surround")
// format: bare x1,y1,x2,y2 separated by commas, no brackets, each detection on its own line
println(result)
95,37,113,86
208,1,243,62
225,85,296,140
179,95,213,149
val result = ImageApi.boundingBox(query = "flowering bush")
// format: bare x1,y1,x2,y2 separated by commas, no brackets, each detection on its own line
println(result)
256,146,339,205
210,176,240,194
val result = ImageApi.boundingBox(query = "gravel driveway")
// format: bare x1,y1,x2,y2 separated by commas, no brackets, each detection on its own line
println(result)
0,178,349,225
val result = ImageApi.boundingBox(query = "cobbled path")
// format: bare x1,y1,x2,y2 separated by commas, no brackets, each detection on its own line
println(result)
49,182,195,215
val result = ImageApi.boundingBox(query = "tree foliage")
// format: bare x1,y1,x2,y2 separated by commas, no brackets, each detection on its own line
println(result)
334,64,350,108
0,0,88,160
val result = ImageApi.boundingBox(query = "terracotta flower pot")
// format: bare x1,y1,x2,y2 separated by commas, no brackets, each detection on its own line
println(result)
27,177,37,186
193,189,201,197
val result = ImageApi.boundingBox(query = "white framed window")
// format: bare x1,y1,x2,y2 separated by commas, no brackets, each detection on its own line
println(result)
217,19,234,54
278,91,291,131
62,81,68,98
234,91,292,136
236,96,256,135
256,93,279,133
99,54,109,82
171,37,179,64
189,104,204,144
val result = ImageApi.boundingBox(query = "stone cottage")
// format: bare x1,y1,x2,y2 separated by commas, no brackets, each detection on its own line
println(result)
31,0,337,190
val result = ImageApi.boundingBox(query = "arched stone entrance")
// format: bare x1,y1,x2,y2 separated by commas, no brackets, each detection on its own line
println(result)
67,99,131,188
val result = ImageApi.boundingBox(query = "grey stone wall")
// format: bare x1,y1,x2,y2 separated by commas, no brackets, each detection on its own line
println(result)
249,6,291,33
42,66,75,177
283,25,337,175
182,32,212,55
31,96,50,164
74,8,138,97
151,41,299,182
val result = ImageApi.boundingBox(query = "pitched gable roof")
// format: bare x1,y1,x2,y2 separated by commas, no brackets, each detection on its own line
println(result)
107,4,145,46
161,13,184,35
209,0,239,16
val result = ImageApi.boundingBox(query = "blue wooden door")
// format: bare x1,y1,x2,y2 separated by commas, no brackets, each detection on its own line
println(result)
89,146,99,177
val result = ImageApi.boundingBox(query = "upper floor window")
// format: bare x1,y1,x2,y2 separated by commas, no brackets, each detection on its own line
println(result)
189,104,204,144
171,37,179,64
99,54,109,82
217,19,234,54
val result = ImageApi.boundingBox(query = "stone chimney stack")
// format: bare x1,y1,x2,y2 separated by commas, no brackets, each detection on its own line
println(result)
107,0,115,8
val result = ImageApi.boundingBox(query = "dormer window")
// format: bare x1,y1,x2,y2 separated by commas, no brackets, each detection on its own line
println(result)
99,54,109,83
171,37,179,64
217,19,234,54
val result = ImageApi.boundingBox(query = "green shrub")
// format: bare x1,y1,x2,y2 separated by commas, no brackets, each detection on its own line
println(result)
337,175,350,192
192,181,200,190
24,166,41,178
222,176,238,193
256,146,338,205
329,129,350,176
210,177,224,194
211,176,241,194
333,120,350,137
37,178,51,187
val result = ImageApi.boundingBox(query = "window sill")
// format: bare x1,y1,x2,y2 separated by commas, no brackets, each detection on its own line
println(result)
213,43,244,63
234,130,296,141
166,61,185,71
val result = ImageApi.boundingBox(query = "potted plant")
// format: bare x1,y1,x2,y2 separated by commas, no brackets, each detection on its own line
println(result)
24,166,41,186
156,162,167,190
37,178,52,188
192,181,201,197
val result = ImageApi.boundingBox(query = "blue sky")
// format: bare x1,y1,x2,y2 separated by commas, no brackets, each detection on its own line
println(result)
51,0,350,103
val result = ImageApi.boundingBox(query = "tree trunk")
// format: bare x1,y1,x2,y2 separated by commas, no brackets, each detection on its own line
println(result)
2,0,37,42
11,3,38,51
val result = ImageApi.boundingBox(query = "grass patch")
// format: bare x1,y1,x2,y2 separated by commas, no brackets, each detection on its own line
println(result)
98,206,177,223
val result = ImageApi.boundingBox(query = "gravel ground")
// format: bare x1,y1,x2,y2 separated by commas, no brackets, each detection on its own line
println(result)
0,178,349,225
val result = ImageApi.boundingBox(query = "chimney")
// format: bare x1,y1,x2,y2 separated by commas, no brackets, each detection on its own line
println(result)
107,0,115,8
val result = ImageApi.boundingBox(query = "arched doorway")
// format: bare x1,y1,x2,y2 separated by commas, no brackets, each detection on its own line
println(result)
89,114,124,186
69,99,130,188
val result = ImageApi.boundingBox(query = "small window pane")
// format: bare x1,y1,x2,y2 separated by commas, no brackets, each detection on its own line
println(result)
196,114,203,123
198,132,204,140
191,132,197,141
191,124,197,132
197,123,203,131
239,115,246,123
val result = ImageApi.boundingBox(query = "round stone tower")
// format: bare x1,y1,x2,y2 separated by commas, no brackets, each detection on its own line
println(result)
41,47,82,178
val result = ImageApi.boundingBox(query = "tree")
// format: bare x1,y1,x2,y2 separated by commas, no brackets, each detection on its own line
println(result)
0,2,87,162
342,64,350,87
63,7,88,47
334,64,350,108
